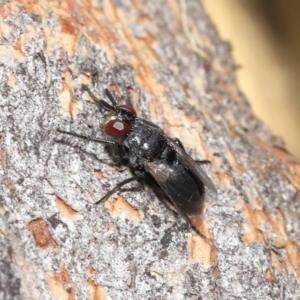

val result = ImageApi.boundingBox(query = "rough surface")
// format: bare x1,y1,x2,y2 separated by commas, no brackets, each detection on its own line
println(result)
0,0,300,299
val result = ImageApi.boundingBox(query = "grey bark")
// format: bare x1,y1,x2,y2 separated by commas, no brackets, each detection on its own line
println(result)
0,0,300,299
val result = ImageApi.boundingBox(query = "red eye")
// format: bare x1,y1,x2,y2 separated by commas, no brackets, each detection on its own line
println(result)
104,119,130,137
118,105,137,116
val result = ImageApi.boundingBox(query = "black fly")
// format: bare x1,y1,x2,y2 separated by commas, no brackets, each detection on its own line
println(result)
58,86,217,237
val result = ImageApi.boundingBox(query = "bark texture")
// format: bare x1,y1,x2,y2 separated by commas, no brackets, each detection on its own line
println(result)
0,0,300,299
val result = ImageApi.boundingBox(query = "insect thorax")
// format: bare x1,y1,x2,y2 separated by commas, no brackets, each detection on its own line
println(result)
124,119,173,166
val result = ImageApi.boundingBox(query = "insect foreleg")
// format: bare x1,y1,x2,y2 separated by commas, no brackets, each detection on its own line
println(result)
82,85,115,111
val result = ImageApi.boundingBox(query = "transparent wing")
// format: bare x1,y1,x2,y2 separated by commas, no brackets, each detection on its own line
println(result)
145,161,205,230
168,139,217,194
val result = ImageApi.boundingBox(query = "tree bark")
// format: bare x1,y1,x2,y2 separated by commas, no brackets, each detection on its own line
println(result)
0,0,300,299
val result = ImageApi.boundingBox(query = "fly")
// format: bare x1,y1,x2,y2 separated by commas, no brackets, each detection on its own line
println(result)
58,86,217,237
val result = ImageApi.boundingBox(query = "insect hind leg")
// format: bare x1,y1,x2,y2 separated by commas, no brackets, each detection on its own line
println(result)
176,209,208,239
195,160,211,165
173,137,185,149
173,138,211,165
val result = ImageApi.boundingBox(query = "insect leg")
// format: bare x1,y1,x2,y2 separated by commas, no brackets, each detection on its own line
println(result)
104,89,118,107
82,85,114,111
173,138,211,165
82,84,100,102
195,160,211,165
95,173,145,204
173,137,185,149
57,129,119,146
167,198,207,239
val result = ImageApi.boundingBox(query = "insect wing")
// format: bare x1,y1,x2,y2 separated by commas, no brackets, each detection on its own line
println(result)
145,161,204,229
169,139,217,194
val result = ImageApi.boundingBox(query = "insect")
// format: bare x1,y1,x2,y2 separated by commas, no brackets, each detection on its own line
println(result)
58,86,217,237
